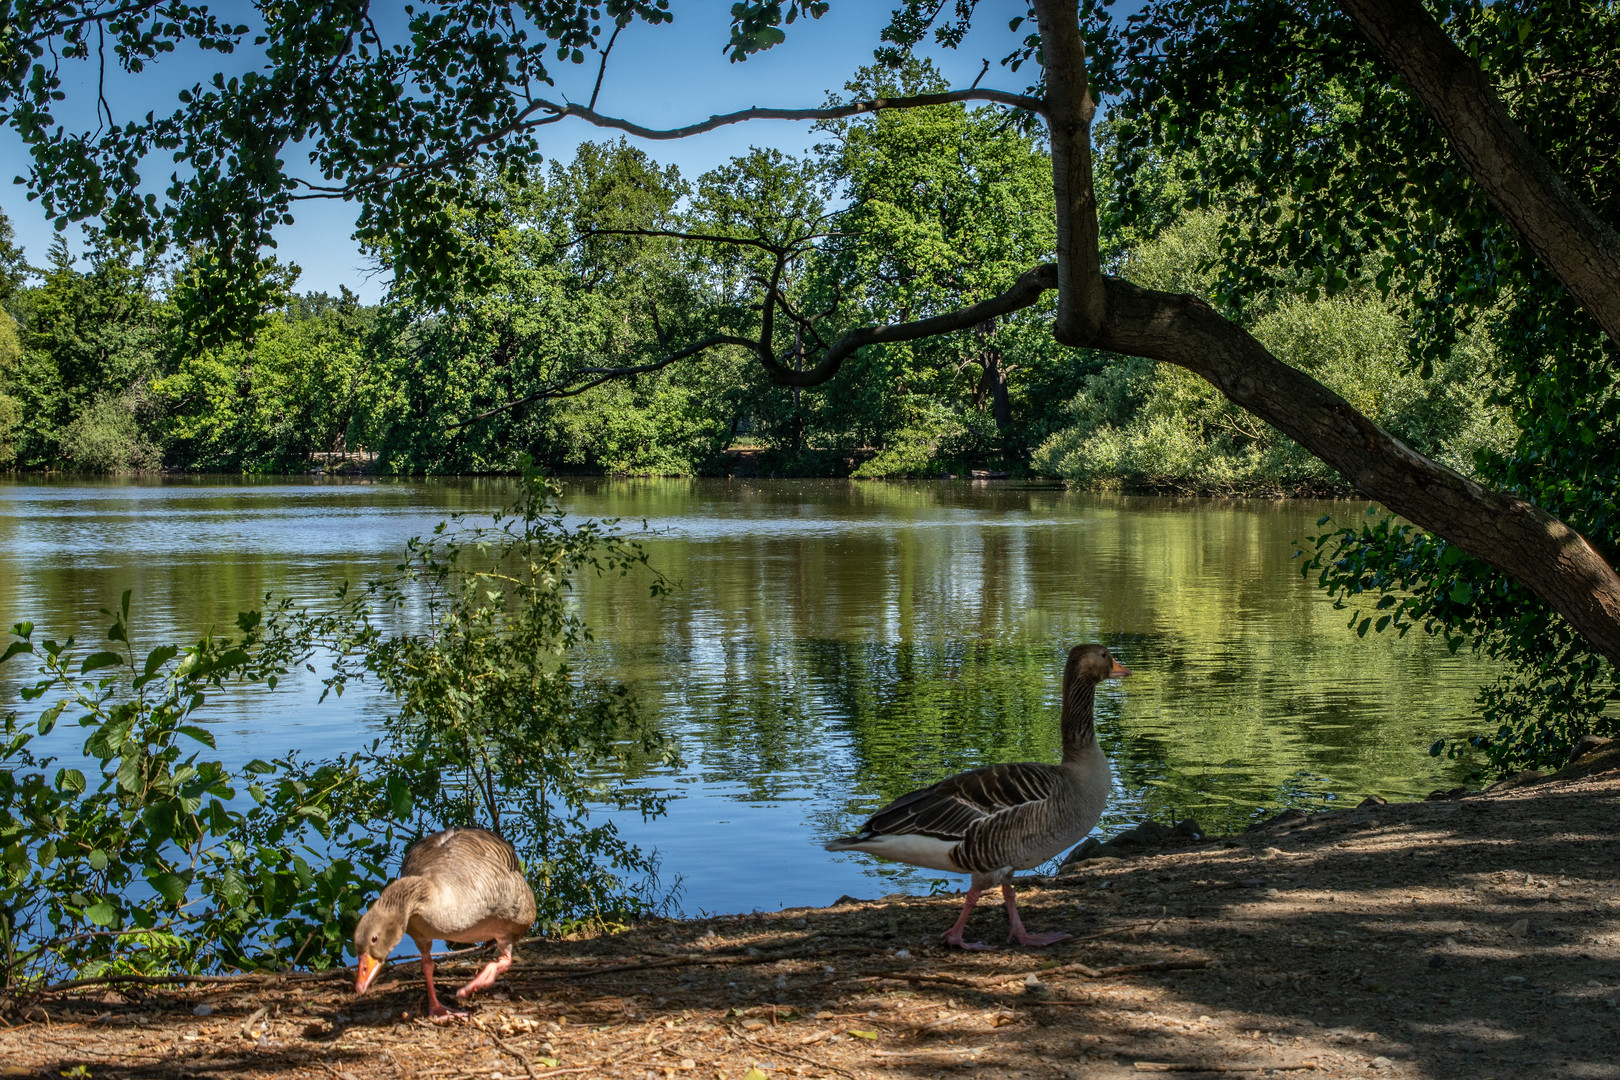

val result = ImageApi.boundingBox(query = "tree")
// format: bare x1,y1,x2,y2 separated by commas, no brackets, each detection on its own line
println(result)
5,2,1618,728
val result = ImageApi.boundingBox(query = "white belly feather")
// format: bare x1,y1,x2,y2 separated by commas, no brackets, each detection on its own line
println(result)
836,833,963,874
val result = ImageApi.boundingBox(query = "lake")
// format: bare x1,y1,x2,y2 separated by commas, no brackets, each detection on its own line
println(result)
0,476,1489,917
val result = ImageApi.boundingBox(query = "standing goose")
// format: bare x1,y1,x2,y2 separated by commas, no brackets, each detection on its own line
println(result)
825,643,1128,949
353,827,537,1018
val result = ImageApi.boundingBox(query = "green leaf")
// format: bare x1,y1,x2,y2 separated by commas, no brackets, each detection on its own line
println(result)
386,775,414,820
143,644,179,677
84,901,119,927
56,767,87,794
88,848,109,870
80,651,125,675
1448,582,1474,604
148,871,189,905
38,700,67,735
0,640,33,665
178,725,217,749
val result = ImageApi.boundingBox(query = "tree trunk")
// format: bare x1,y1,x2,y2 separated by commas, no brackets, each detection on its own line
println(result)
1337,0,1620,350
1027,0,1620,667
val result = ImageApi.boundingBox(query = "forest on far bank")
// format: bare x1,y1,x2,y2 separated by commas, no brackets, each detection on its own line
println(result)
0,63,1512,494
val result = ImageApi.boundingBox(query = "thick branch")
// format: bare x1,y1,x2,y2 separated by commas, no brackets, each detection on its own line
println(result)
1033,0,1106,345
451,334,754,429
760,264,1057,388
1094,277,1620,667
1338,0,1620,348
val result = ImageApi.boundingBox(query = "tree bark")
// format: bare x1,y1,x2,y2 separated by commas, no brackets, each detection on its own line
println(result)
1337,0,1620,351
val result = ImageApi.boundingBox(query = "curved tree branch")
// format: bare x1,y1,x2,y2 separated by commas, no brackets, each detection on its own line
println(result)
759,263,1058,388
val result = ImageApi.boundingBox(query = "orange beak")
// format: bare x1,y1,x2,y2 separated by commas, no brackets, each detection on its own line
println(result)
1108,660,1132,679
356,953,382,994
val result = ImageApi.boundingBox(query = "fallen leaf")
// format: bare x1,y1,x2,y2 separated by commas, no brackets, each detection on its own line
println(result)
537,1057,560,1068
848,1029,879,1040
742,1069,770,1080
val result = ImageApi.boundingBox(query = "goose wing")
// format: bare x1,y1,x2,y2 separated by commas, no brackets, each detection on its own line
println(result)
857,762,1063,843
400,827,522,878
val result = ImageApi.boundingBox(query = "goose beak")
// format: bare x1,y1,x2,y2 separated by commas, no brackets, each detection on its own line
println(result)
355,953,382,994
1108,661,1132,679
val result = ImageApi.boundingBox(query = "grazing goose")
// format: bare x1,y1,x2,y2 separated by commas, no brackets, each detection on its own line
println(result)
353,827,537,1018
825,643,1128,949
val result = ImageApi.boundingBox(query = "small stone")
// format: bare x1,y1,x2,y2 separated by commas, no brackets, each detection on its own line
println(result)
193,1005,214,1017
893,949,912,961
1371,1056,1393,1069
741,1018,767,1030
1428,955,1447,969
1357,795,1388,808
1024,973,1046,990
1258,847,1287,860
1506,919,1530,939
1265,888,1282,898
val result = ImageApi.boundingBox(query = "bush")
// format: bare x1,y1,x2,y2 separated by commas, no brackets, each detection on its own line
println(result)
58,392,162,473
0,468,674,988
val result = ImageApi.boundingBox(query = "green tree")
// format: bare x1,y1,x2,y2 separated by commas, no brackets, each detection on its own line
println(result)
9,237,167,470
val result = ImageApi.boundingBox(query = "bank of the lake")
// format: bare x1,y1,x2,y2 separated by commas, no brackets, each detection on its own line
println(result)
14,749,1620,1080
0,476,1495,917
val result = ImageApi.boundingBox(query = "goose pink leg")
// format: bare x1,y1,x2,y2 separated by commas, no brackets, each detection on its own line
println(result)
1002,883,1070,947
421,955,468,1020
942,886,996,950
457,944,514,999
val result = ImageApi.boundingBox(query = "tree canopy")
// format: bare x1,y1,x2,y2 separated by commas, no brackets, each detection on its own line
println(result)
3,0,1618,764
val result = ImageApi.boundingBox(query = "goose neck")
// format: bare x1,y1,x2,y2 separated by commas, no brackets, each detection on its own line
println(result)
1061,678,1099,763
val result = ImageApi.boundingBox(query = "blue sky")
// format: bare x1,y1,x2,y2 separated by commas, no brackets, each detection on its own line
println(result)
1,1,1030,302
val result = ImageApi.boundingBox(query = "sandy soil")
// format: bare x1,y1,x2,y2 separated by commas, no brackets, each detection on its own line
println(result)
6,747,1619,1080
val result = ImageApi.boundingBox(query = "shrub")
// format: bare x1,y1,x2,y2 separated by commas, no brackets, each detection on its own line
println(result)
0,467,674,988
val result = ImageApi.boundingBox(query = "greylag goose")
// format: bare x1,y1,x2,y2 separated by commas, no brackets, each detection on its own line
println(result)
824,643,1128,949
353,827,537,1018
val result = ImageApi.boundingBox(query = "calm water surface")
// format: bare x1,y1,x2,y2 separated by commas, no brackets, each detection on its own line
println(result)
0,476,1490,916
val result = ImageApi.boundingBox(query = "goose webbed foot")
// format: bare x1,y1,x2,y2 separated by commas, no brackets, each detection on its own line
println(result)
1002,883,1068,948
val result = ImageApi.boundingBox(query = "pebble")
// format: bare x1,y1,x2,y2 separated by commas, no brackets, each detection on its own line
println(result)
192,1005,214,1017
893,949,912,960
1371,1056,1393,1069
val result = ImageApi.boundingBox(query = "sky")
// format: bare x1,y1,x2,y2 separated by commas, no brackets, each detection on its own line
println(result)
0,1,1032,303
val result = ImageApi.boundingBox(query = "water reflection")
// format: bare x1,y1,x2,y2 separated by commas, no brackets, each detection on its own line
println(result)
0,476,1490,914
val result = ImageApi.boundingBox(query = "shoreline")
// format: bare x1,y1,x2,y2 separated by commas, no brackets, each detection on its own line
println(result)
8,743,1617,1079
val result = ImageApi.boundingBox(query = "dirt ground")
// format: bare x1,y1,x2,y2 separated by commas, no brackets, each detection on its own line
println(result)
6,747,1619,1080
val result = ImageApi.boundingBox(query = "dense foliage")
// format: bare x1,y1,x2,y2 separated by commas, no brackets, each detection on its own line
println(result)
0,469,673,986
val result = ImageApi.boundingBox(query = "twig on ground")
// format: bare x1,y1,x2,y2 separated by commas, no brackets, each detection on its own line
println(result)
487,1031,538,1079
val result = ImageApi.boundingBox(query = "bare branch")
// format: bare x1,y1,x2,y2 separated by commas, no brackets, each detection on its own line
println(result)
582,227,786,256
761,263,1058,388
450,334,756,429
589,20,626,111
529,88,1048,141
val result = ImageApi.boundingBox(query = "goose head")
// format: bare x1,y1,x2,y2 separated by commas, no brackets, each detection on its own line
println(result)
353,897,411,994
1068,643,1131,683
